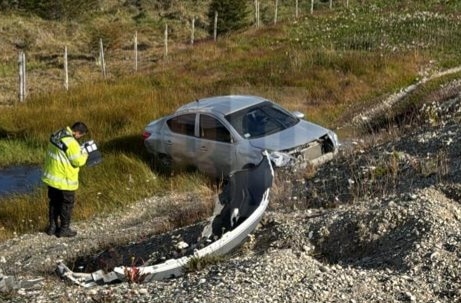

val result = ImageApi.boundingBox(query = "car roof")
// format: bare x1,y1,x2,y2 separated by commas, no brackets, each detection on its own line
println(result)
176,95,267,116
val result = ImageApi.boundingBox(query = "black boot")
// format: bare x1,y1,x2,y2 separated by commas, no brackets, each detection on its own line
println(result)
56,203,77,238
46,203,59,235
56,227,77,238
46,223,56,235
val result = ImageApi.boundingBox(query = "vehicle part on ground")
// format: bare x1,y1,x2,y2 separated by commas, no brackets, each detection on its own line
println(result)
56,152,274,286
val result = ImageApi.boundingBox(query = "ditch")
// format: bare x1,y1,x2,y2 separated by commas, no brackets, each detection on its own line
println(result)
0,165,42,198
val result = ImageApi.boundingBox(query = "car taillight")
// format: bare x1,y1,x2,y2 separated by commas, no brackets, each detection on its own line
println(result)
142,131,151,140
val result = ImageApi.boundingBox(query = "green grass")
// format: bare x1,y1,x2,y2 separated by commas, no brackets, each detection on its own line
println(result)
0,139,43,165
0,63,16,77
1,0,461,240
184,255,226,273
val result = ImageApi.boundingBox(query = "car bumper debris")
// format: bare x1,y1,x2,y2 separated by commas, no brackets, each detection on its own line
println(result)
56,152,274,286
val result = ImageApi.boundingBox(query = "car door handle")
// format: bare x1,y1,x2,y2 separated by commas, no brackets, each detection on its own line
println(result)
166,140,173,145
200,145,208,151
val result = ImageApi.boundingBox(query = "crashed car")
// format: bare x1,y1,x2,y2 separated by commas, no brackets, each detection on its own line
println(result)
142,95,339,178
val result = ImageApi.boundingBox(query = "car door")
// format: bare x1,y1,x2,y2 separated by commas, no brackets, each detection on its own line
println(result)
196,114,235,178
164,113,197,168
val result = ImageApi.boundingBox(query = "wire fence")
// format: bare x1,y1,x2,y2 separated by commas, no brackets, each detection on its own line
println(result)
6,1,461,104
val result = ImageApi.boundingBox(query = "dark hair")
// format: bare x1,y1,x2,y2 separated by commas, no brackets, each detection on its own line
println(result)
71,122,89,135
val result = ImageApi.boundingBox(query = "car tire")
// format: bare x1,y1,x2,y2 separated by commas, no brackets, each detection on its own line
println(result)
154,154,173,175
242,163,256,170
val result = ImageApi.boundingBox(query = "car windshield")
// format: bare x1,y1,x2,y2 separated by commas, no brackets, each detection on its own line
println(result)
225,101,299,139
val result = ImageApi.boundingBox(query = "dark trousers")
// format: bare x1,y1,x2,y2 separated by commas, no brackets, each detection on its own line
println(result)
48,186,75,229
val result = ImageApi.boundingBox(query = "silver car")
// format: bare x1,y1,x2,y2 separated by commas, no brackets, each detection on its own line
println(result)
142,95,339,178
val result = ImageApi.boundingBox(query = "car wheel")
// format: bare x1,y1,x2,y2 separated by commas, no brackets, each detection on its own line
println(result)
242,163,256,170
154,154,173,175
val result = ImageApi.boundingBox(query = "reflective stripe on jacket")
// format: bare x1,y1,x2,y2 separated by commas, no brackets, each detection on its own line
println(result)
42,127,88,191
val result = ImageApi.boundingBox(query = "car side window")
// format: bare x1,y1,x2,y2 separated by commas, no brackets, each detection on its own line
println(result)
167,114,196,136
199,115,231,143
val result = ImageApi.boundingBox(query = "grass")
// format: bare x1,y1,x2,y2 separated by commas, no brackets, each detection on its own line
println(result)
184,255,226,273
1,0,461,240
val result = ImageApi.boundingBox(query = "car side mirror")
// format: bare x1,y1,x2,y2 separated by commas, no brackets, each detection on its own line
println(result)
292,111,305,119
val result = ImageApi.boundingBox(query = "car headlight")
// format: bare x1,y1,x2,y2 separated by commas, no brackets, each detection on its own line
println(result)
269,151,293,167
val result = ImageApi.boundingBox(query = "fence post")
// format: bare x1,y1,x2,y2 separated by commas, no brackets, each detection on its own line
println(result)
18,51,25,103
191,17,195,45
134,31,138,71
164,24,168,58
99,38,106,78
255,0,260,28
213,11,218,41
23,52,26,100
64,46,69,91
330,0,333,9
311,0,314,14
18,51,27,102
274,0,278,25
296,0,299,19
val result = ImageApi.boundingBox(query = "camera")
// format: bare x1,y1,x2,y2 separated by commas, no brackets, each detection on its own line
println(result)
81,140,102,167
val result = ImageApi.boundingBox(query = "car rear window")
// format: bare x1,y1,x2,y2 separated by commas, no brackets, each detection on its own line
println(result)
167,114,196,136
200,115,231,143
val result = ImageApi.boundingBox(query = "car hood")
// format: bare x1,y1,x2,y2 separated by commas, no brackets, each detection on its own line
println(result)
248,120,331,151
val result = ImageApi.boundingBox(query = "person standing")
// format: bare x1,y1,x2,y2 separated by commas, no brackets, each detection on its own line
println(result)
42,122,89,237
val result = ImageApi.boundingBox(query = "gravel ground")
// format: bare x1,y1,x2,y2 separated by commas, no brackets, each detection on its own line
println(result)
0,92,460,302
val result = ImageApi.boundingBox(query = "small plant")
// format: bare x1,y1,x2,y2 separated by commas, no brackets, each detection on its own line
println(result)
123,256,148,284
303,163,317,179
418,101,441,125
418,149,449,179
372,165,389,178
184,255,224,272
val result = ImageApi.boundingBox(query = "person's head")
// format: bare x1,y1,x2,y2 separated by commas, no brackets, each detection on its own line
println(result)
71,122,89,139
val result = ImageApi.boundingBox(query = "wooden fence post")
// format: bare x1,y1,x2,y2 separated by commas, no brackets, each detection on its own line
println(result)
296,0,299,19
99,38,106,78
311,0,314,14
213,11,218,41
18,51,26,103
191,17,195,45
64,46,69,91
22,52,26,100
330,0,333,9
18,52,23,103
164,24,168,57
134,31,138,72
255,0,260,28
274,0,278,25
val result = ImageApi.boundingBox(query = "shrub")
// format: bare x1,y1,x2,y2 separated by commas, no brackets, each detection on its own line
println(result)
207,0,249,36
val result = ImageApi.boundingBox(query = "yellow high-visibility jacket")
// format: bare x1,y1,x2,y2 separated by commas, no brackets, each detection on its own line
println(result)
42,127,88,191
